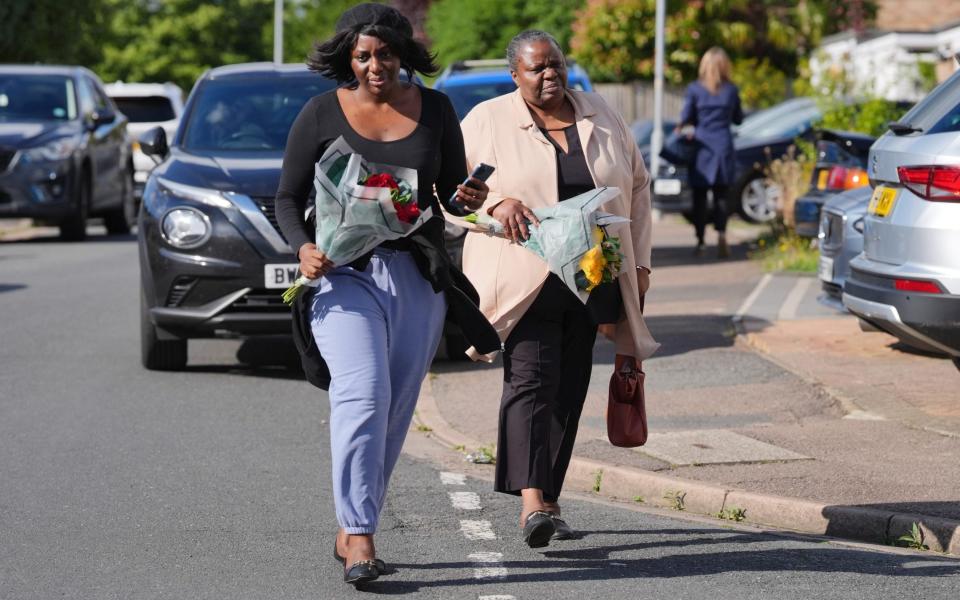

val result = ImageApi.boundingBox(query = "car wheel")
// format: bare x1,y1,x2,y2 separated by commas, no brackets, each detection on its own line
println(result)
141,288,187,370
59,169,90,241
104,168,136,235
737,173,781,223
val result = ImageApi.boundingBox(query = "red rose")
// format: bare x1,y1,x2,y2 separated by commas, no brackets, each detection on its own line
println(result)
395,201,421,224
363,173,399,189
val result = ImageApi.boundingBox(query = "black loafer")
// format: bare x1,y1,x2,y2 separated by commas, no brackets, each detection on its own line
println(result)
334,543,387,573
522,511,556,548
344,560,379,585
549,514,575,540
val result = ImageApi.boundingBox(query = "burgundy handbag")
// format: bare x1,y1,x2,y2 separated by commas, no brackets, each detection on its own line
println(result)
606,294,647,447
606,354,647,447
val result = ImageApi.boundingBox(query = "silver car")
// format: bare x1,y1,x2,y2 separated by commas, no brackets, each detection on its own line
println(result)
842,68,960,368
817,186,872,311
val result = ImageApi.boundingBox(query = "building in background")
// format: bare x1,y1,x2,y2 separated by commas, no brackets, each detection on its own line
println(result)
812,2,960,102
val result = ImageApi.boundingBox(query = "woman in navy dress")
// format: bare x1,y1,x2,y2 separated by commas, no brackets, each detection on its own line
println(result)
679,47,743,257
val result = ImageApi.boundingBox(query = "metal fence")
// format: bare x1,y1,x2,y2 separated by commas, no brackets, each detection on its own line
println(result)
593,81,685,123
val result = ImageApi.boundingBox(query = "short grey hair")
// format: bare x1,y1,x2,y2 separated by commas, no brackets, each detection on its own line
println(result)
506,30,563,71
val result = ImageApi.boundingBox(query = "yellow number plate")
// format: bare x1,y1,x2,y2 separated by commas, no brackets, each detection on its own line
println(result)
817,169,829,190
868,186,898,217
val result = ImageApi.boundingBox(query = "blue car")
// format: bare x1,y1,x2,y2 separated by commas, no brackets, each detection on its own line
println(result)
433,59,593,121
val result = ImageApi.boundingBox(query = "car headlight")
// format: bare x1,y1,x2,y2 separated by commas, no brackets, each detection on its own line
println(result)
23,137,81,162
161,207,211,248
156,177,233,208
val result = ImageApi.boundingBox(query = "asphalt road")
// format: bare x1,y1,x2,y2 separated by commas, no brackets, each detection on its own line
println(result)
2,231,959,599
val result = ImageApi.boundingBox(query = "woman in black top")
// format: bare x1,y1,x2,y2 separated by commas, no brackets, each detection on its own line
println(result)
274,4,486,587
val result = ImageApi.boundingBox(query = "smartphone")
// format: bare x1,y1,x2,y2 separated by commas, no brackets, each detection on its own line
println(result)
450,162,495,209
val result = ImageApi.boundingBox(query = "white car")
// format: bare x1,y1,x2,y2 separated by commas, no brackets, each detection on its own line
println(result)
104,82,184,198
842,67,960,368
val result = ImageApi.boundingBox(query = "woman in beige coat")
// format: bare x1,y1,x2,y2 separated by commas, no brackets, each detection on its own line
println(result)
459,30,659,548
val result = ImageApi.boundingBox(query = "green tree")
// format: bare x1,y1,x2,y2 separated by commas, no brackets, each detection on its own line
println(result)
570,0,877,108
96,0,273,91
0,0,108,66
283,0,383,65
426,0,585,67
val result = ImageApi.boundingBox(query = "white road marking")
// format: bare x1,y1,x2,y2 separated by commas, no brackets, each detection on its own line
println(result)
479,596,516,600
733,272,773,323
778,276,814,321
449,491,482,510
470,552,507,580
440,471,467,485
460,520,497,541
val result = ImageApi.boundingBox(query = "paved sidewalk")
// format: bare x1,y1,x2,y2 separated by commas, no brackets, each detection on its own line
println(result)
417,216,960,554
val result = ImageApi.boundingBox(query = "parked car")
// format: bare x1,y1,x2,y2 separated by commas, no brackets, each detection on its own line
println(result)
433,59,593,121
842,68,960,368
816,185,872,310
104,81,184,200
0,65,135,240
138,63,336,370
794,129,874,237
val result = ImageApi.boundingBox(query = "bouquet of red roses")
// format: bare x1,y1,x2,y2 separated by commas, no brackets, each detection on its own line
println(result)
282,137,431,304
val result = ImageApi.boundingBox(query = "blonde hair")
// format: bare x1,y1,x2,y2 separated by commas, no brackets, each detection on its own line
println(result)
698,47,732,94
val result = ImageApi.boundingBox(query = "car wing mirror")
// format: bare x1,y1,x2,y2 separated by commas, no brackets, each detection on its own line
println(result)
139,126,169,163
91,109,116,127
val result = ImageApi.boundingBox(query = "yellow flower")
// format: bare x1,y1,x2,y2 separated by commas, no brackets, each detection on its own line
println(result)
591,225,604,246
579,244,606,291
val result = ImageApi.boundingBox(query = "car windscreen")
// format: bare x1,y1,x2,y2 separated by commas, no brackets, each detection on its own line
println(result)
442,81,517,120
735,98,820,141
897,68,960,135
181,76,335,151
113,96,177,123
0,74,77,122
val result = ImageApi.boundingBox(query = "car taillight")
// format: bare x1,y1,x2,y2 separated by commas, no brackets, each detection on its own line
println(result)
894,278,944,294
896,165,960,201
825,166,869,190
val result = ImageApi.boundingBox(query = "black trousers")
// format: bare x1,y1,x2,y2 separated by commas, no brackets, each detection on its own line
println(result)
692,184,729,243
494,275,598,502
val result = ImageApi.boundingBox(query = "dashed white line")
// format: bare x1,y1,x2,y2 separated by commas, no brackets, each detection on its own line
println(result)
440,471,467,486
449,491,482,510
469,552,508,580
478,596,516,600
460,519,497,541
778,276,814,321
733,272,773,323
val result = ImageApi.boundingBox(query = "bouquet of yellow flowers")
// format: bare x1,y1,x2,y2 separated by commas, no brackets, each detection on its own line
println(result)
461,186,628,303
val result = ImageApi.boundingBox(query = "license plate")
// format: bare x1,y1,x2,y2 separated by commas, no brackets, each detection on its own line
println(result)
653,178,681,195
818,255,834,282
868,185,898,217
264,264,300,289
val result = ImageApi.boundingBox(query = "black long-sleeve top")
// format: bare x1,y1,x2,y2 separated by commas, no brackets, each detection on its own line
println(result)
275,86,469,257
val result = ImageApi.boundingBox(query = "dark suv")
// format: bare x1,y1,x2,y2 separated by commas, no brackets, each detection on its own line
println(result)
0,65,135,240
138,63,336,370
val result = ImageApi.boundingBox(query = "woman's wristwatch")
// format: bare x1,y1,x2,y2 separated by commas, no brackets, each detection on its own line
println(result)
636,265,651,275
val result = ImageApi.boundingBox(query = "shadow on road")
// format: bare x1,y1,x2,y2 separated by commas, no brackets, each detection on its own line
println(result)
0,283,27,294
651,241,751,269
368,526,959,594
185,336,306,381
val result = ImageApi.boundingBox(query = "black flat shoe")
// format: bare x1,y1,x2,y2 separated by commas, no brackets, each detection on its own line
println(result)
334,543,387,573
549,514,575,540
344,560,380,585
522,510,556,548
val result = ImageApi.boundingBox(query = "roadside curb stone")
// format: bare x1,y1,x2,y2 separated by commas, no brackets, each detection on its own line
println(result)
415,376,960,554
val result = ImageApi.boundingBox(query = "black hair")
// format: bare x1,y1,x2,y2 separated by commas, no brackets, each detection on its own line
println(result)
307,23,438,85
506,30,563,71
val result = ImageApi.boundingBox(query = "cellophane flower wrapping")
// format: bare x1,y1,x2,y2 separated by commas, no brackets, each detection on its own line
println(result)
282,136,432,304
461,186,629,302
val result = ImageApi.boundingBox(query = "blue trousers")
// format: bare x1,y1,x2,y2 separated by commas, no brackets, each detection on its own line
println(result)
309,248,446,534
